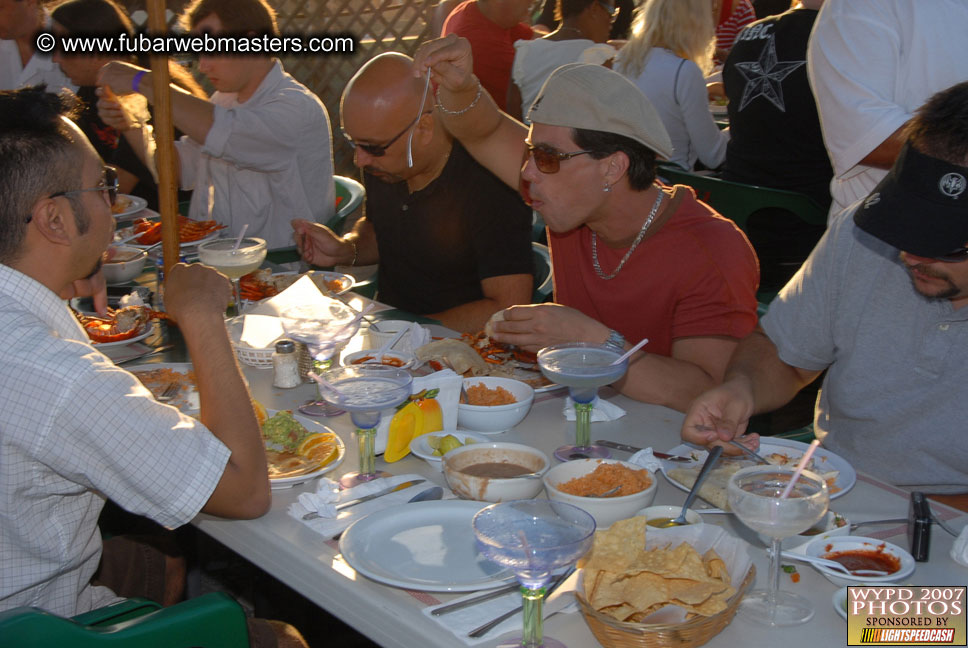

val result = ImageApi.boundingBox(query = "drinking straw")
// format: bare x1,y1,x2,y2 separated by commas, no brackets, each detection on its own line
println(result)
610,337,649,365
780,439,821,499
306,371,344,400
231,224,249,253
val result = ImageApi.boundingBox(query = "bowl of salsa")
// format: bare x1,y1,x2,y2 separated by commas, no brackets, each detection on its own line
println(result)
803,535,915,586
442,441,549,502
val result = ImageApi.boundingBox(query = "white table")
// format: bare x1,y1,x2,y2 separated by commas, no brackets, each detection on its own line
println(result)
193,360,968,648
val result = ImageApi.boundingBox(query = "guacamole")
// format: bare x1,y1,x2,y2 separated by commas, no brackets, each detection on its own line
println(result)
261,411,309,450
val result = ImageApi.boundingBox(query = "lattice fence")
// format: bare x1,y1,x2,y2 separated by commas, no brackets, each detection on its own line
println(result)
122,0,436,176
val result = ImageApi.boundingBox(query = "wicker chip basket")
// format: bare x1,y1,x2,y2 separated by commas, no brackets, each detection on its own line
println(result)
575,565,755,648
233,343,274,368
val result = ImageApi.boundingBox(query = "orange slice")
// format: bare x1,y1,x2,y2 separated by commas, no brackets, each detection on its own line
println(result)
251,399,268,426
297,433,339,466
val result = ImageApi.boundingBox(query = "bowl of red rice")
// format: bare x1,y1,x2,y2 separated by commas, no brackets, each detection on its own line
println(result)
543,458,657,529
457,377,534,433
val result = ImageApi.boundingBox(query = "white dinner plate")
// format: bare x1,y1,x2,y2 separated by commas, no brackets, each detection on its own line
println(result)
126,229,220,250
409,430,491,464
90,326,153,348
659,437,856,504
244,270,355,306
112,194,148,220
833,587,848,621
339,500,515,592
264,411,345,489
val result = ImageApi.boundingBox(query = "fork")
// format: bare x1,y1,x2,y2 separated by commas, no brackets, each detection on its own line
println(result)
156,382,180,402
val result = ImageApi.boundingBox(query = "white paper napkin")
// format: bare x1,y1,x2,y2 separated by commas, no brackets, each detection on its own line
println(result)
626,448,663,474
563,396,627,422
238,275,341,349
422,570,580,646
951,524,968,567
392,322,431,355
374,369,462,454
288,474,438,540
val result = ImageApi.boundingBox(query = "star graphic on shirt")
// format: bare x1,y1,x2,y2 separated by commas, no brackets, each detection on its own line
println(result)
733,34,805,112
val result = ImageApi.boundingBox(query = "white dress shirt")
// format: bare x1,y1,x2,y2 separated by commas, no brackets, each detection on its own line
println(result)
0,264,230,616
176,60,335,249
0,13,76,93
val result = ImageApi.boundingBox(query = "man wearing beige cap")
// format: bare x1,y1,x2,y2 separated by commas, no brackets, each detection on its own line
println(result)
416,35,759,412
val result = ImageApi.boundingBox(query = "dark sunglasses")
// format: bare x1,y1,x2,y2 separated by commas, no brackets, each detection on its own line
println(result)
598,0,619,18
50,166,119,206
525,143,592,174
934,246,968,263
342,110,433,157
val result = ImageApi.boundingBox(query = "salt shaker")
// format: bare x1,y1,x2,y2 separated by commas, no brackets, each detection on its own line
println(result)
272,339,301,388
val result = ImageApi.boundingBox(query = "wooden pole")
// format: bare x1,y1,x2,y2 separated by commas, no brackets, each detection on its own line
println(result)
146,0,180,276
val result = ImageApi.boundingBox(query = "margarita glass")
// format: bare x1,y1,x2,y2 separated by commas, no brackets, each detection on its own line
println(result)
280,301,360,417
472,500,595,648
197,237,267,315
318,365,412,489
536,343,627,461
728,465,829,626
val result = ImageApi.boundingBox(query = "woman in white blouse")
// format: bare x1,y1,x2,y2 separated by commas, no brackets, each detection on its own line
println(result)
615,0,728,171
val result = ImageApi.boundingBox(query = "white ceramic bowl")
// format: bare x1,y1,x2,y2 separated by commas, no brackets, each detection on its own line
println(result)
636,504,702,528
366,320,413,348
102,245,148,285
341,349,415,370
457,377,534,433
409,430,491,465
543,458,657,529
803,535,915,587
442,442,549,502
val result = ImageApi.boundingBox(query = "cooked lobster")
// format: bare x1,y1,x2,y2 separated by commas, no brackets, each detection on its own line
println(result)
73,305,167,344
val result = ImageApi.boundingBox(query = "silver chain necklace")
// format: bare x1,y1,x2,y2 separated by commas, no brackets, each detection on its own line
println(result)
591,186,664,280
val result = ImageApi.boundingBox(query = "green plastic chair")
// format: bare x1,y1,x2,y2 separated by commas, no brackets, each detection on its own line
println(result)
532,242,553,303
0,593,248,648
330,175,365,234
656,164,827,304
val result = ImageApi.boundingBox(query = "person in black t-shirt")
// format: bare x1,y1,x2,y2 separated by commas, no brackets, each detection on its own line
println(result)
718,0,830,291
292,53,534,333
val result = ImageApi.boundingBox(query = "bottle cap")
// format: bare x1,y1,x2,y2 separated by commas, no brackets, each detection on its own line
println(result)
275,339,296,353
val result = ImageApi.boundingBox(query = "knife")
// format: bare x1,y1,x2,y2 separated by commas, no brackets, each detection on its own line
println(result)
115,344,175,366
595,440,692,462
467,566,575,638
335,478,426,511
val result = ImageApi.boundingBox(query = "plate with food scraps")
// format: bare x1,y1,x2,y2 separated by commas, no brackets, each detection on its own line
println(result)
338,500,515,592
261,409,345,489
421,333,557,391
117,216,224,250
239,269,354,303
112,194,148,220
660,438,855,509
128,363,199,414
410,430,490,464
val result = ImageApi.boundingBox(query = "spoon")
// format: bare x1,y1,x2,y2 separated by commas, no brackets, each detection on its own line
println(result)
778,551,889,577
670,445,723,526
408,485,444,503
372,326,408,362
589,485,622,498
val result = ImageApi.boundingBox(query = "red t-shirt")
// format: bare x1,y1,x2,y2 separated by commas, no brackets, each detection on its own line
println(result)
442,0,534,111
716,0,757,52
549,187,759,356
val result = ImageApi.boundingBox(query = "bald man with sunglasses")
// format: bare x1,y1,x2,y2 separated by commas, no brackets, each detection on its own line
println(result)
414,36,759,413
292,52,533,333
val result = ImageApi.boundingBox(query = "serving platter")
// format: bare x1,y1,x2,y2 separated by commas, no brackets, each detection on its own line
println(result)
339,500,514,592
659,437,856,508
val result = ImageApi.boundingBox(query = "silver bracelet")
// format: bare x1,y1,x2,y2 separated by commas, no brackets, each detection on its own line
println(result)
435,79,482,116
346,238,358,266
604,329,626,351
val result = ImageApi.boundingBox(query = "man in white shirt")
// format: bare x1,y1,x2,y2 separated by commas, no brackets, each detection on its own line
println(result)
0,85,307,647
0,0,75,92
807,0,968,214
96,0,334,249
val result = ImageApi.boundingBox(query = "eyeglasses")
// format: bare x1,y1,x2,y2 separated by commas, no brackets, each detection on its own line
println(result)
51,166,119,206
597,1,619,19
934,246,968,263
525,143,592,174
342,111,433,158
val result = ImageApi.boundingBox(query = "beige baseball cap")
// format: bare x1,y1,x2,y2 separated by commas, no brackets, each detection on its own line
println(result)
527,63,674,160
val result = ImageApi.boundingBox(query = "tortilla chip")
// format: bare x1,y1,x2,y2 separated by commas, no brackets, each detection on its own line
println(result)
664,578,729,605
581,517,646,572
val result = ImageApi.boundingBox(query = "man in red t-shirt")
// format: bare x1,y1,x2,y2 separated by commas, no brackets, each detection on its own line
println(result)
442,0,534,111
415,37,759,413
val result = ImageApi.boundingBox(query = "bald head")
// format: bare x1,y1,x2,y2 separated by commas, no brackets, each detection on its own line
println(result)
341,52,428,124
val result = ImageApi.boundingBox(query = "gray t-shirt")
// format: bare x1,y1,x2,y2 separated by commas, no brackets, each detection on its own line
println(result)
761,205,968,492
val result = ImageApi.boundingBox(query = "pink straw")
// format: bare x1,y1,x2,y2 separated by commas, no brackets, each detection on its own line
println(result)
780,439,821,499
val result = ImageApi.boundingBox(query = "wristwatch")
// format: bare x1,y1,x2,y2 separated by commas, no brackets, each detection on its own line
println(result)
604,329,626,352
